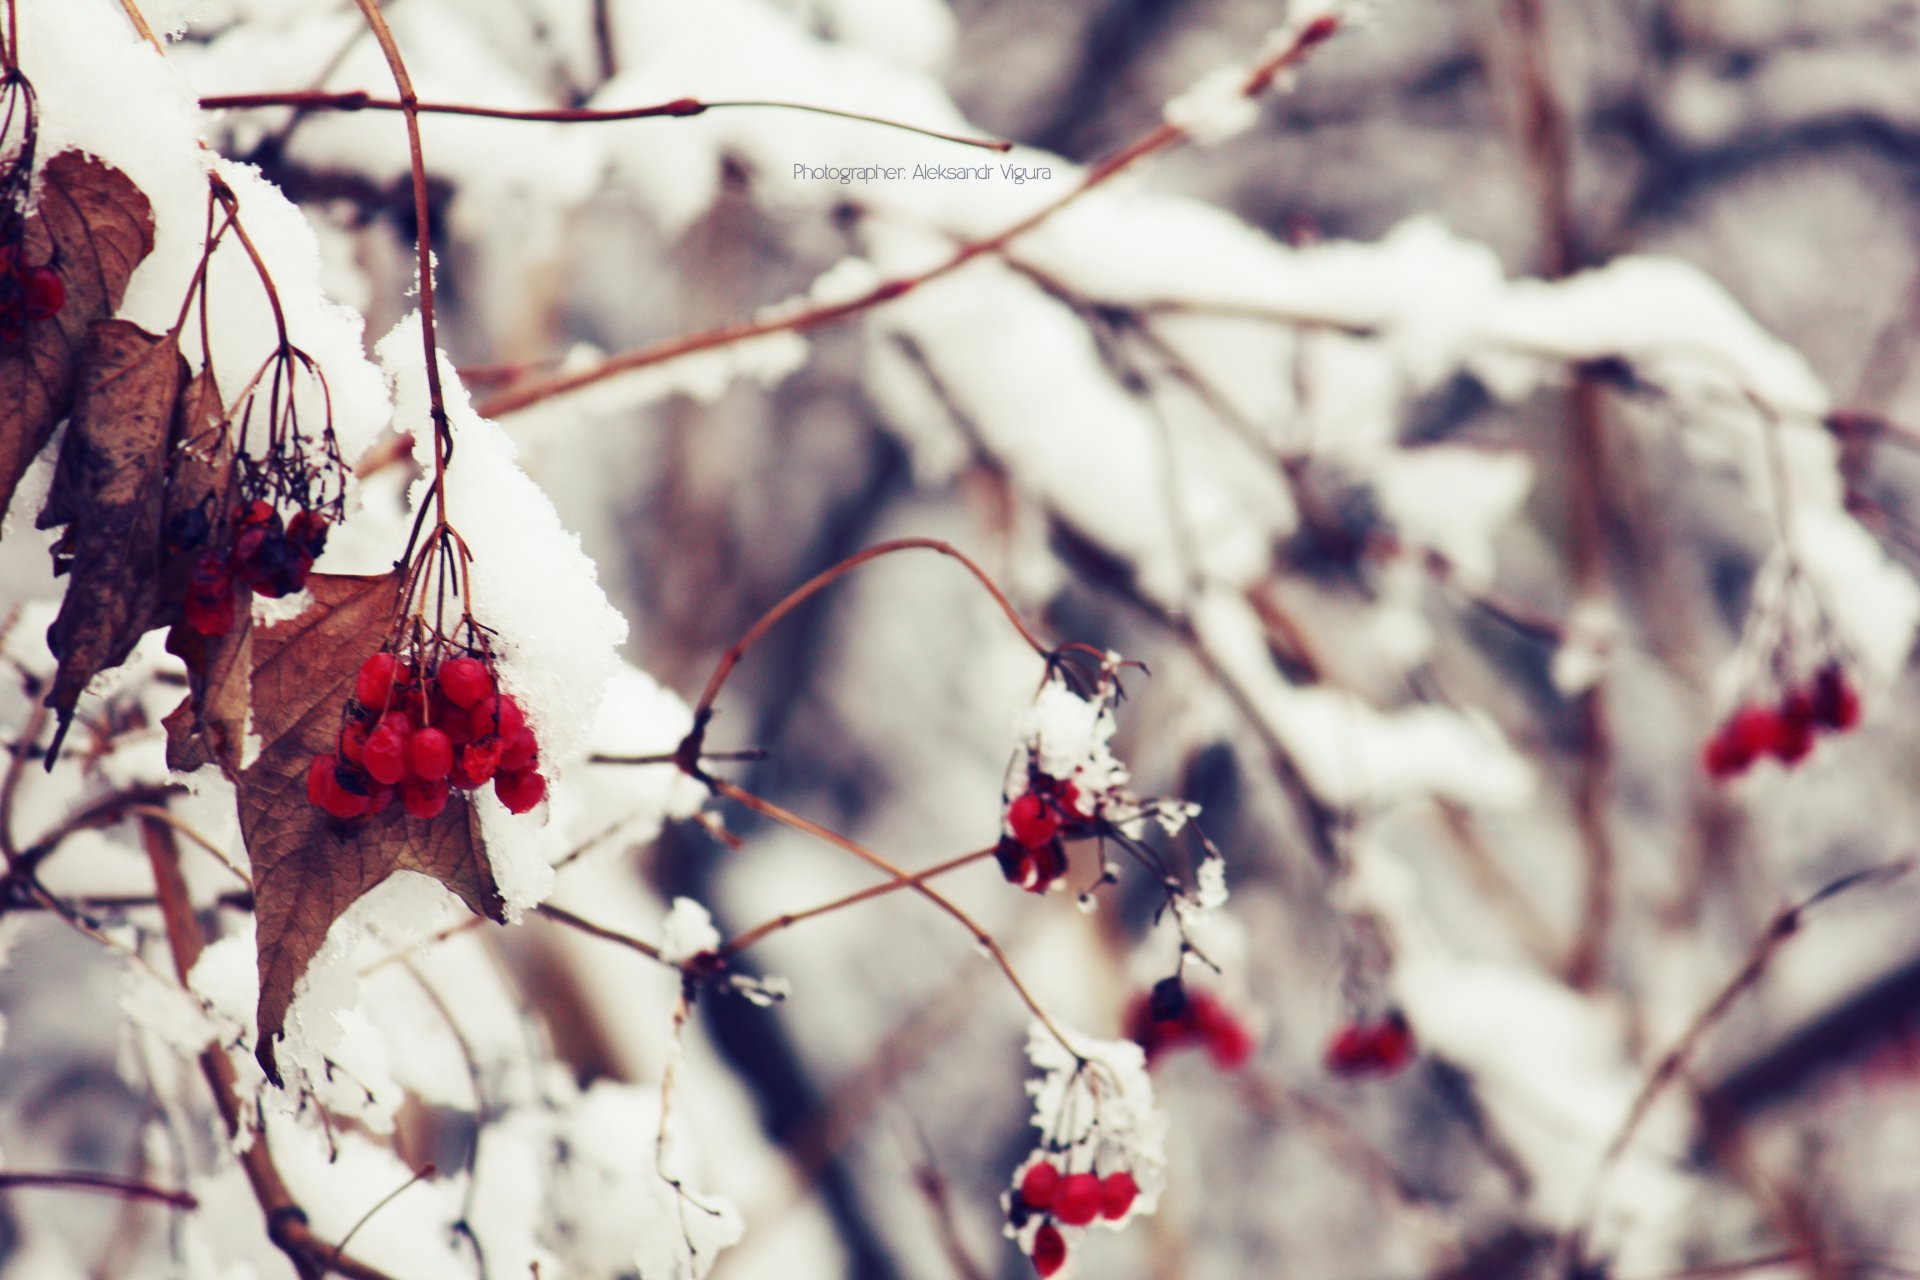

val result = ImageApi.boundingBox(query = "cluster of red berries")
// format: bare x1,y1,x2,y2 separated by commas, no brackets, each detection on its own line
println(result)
0,243,64,346
183,500,330,635
1324,1011,1416,1078
306,651,546,822
1702,662,1860,780
1125,977,1255,1070
996,773,1091,894
1010,1160,1138,1277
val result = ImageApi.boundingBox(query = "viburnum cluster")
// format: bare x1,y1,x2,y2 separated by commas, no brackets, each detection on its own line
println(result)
1703,659,1861,779
181,497,330,634
1009,1028,1164,1279
1124,975,1256,1070
1323,1009,1417,1078
306,646,545,821
1011,1160,1139,1277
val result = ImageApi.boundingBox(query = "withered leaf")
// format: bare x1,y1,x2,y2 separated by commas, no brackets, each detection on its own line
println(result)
0,152,156,525
239,572,506,1084
162,371,249,779
39,320,185,748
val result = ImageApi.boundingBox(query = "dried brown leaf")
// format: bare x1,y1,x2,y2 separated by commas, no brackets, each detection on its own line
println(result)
238,572,506,1084
0,153,156,525
39,320,185,746
161,371,249,778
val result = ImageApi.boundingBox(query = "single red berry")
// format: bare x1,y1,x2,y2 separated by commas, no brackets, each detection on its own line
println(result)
459,738,503,787
363,720,409,786
437,656,494,709
234,499,278,529
1812,663,1861,731
183,584,237,636
307,753,370,820
285,509,330,559
1058,781,1086,820
1771,710,1815,765
1019,1161,1061,1210
495,768,546,814
1701,729,1749,780
1031,1225,1067,1278
1053,1172,1101,1227
339,717,370,766
1193,992,1256,1069
1098,1170,1139,1220
1326,1024,1380,1077
1707,705,1778,778
366,783,397,813
401,776,451,820
1369,1012,1416,1073
498,725,539,772
22,265,64,322
306,754,335,808
1008,792,1060,849
409,727,453,781
356,652,399,709
469,693,526,741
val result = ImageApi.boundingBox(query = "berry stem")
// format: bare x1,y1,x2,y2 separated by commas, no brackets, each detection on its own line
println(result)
717,845,997,958
199,90,1013,154
710,777,1079,1054
347,0,451,534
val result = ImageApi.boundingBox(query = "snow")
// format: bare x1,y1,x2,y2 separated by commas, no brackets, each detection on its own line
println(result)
661,897,722,965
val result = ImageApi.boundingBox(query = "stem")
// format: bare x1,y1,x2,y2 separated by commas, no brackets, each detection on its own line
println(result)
709,778,1075,1052
137,816,403,1280
346,0,451,533
198,90,1012,153
475,16,1341,419
687,538,1047,730
534,902,667,964
0,1170,195,1209
718,847,996,957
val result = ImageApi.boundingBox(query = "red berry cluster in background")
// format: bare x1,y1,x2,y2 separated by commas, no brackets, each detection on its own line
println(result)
1702,661,1860,780
996,772,1091,894
182,499,331,635
1125,976,1256,1070
1324,1010,1416,1079
0,243,64,345
307,650,546,822
1009,1159,1139,1276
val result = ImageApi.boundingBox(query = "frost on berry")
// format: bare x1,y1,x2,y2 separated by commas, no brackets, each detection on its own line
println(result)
1005,1024,1166,1267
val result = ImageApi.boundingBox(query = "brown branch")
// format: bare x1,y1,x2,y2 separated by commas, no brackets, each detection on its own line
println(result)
474,15,1342,419
532,901,667,964
199,90,1011,153
711,778,1075,1051
1563,861,1911,1271
138,816,403,1280
717,847,996,957
0,1170,196,1210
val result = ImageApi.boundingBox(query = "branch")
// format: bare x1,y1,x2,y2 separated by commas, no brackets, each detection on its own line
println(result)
0,1170,196,1210
199,90,1011,153
474,14,1343,419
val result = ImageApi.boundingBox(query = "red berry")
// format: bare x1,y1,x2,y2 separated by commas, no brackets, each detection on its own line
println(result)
1098,1171,1138,1220
285,509,330,559
356,653,399,709
1018,1161,1061,1210
1193,992,1256,1069
1058,781,1086,820
22,266,64,321
1812,663,1861,731
1369,1013,1416,1073
408,727,453,781
184,585,236,636
1053,1172,1101,1227
234,499,277,531
469,693,526,741
459,738,502,787
1326,1024,1379,1077
495,768,546,814
1007,792,1059,849
306,754,334,807
1771,706,1815,764
339,717,370,766
1031,1225,1066,1278
307,754,370,820
437,656,494,709
1326,1014,1415,1078
401,776,450,820
363,720,409,786
498,725,539,772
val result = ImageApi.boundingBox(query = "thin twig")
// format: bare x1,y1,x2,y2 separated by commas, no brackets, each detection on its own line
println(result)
0,1170,196,1209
